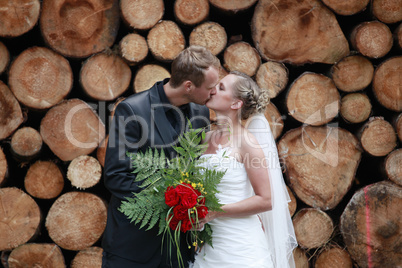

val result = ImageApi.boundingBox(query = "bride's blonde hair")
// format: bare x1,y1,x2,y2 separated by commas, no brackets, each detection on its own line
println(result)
230,71,270,120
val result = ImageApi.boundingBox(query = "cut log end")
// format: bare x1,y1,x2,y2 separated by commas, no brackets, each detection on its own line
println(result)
24,161,64,199
256,61,288,99
385,149,402,186
134,64,170,93
293,208,334,249
321,0,369,15
360,117,397,157
71,247,103,268
174,0,209,26
209,0,258,13
0,147,8,187
372,0,402,24
119,33,149,65
10,127,42,160
0,81,23,140
7,243,65,268
67,155,102,189
340,93,372,124
314,246,353,268
223,41,261,77
264,102,284,140
0,41,10,74
189,22,227,56
120,0,164,30
396,114,402,142
293,247,309,268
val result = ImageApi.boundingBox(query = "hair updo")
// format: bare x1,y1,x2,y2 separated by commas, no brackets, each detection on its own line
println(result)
230,71,270,120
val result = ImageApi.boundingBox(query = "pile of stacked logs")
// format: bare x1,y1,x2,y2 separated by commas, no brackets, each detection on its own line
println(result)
0,0,400,267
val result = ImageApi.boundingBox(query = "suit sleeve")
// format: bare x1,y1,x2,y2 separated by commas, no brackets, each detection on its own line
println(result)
103,101,147,200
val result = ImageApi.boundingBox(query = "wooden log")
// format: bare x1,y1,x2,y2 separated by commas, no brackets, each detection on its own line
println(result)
0,147,7,187
209,0,258,13
264,102,284,140
286,72,340,126
0,41,9,74
314,246,353,268
359,117,397,157
133,64,171,93
147,20,186,62
174,0,209,26
293,208,334,249
251,0,349,64
384,149,402,186
40,99,106,162
0,187,41,251
24,161,64,199
223,41,261,77
189,22,227,56
371,0,402,24
10,127,42,161
120,0,164,31
340,181,402,268
0,0,40,38
45,192,107,251
67,155,102,189
256,61,288,99
71,247,103,268
340,93,372,124
293,247,309,268
278,126,362,210
97,135,108,167
330,55,374,93
8,47,73,110
321,0,369,15
7,243,65,268
80,52,131,101
40,0,120,58
395,23,402,50
350,21,393,59
287,186,297,217
372,56,402,112
396,113,402,142
119,33,149,66
0,81,23,141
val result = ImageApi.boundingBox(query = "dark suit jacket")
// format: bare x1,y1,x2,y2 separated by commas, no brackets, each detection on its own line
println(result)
102,81,210,266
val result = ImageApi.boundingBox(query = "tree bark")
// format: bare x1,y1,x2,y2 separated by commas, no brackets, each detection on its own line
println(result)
0,188,41,251
71,247,103,268
10,127,42,162
0,0,40,38
252,0,349,64
286,72,340,126
359,117,397,157
24,161,64,199
174,0,209,26
384,149,401,186
120,0,164,30
340,93,372,124
330,55,374,93
0,41,9,74
209,0,258,13
321,0,369,15
278,126,361,210
67,155,102,189
223,41,261,77
293,208,334,249
314,246,353,268
45,192,107,251
395,23,402,50
147,20,186,62
293,247,309,268
133,64,170,93
350,21,393,59
371,0,402,24
396,113,402,142
372,56,402,112
40,0,120,58
80,52,131,101
0,81,23,141
8,47,73,110
264,102,284,140
7,243,65,268
119,33,149,66
0,147,7,187
189,22,227,56
256,61,288,99
341,181,402,268
40,99,106,162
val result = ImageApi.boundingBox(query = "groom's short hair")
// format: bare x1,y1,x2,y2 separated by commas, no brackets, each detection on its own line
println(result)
169,45,220,88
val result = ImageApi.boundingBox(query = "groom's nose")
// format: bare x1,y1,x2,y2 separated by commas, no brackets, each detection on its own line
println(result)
210,85,217,95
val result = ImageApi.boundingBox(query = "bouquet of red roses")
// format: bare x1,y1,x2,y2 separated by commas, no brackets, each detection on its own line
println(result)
119,127,225,267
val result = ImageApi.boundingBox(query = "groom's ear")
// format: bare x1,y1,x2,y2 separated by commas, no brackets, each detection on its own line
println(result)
231,100,243,110
184,81,194,92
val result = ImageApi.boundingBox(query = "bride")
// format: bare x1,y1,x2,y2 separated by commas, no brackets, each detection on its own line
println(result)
192,71,297,267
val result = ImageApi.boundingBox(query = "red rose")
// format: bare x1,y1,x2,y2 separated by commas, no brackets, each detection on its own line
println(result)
168,214,180,231
165,186,179,207
197,205,208,219
176,184,198,209
181,217,194,233
173,205,188,220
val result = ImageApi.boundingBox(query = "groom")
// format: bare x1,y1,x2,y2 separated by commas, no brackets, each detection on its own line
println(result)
102,45,220,267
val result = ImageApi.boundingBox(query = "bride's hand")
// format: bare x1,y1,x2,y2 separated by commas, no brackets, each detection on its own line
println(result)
195,211,219,231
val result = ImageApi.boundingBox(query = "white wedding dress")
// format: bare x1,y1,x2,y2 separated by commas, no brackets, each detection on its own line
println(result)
192,145,274,268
